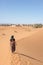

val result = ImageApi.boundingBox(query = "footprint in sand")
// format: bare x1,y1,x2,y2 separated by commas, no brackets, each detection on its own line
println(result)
11,52,32,65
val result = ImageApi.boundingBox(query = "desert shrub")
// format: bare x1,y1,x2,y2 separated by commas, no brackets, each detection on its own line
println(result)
33,24,42,28
22,24,28,26
15,24,21,27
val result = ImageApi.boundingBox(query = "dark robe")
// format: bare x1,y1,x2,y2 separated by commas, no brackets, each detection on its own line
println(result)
10,38,16,53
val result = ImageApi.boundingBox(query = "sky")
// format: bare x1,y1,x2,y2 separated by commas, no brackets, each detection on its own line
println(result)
0,0,43,24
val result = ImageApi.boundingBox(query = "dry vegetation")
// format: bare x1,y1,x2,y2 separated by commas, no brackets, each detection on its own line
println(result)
0,24,43,28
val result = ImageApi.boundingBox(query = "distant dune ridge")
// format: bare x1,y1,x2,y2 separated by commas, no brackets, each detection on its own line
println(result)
0,25,43,65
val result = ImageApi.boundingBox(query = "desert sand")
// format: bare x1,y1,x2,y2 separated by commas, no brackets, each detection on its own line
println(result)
0,26,43,65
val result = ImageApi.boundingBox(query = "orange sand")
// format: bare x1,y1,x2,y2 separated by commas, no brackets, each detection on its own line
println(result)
0,26,43,65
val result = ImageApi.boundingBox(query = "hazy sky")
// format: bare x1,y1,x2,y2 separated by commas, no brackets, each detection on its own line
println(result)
0,0,43,24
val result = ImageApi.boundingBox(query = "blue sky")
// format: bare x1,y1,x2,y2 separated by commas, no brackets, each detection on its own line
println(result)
0,0,43,24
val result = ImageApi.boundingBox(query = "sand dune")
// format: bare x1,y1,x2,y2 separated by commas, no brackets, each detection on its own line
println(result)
16,28,43,65
0,26,43,65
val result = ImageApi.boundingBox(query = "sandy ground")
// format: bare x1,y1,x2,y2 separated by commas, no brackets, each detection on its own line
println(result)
0,26,43,65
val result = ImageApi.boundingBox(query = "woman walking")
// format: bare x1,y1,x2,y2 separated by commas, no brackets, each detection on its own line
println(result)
10,35,16,53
